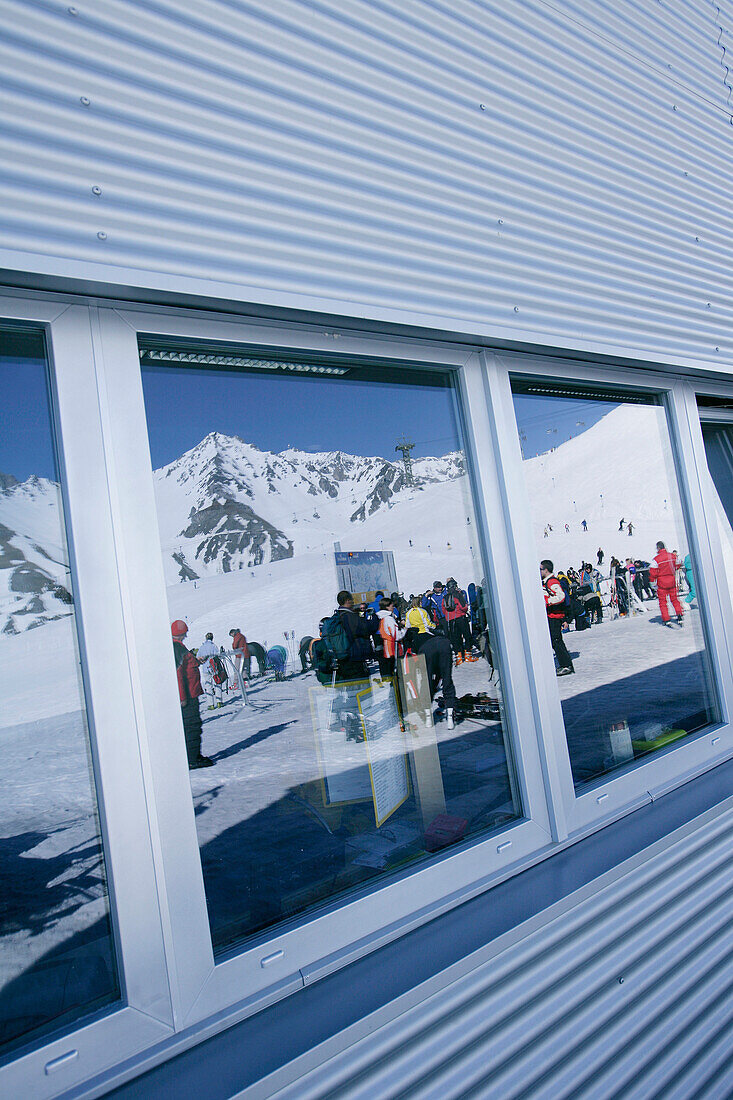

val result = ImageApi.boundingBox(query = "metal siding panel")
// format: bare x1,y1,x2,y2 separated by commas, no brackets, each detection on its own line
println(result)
1,0,733,359
246,807,733,1099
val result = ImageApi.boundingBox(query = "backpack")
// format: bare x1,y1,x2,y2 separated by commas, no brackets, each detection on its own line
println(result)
321,612,356,662
556,575,572,617
444,589,466,613
209,655,227,685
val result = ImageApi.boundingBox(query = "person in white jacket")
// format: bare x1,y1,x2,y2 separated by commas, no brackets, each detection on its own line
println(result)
198,632,224,708
376,597,407,680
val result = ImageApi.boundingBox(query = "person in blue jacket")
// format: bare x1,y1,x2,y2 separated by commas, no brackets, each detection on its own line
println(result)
684,553,696,605
422,581,447,634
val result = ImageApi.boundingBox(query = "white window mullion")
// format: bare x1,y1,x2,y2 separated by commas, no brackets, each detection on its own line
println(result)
479,351,576,841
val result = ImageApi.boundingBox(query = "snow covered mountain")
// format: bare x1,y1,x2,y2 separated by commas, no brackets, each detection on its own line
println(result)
0,474,74,635
153,433,464,584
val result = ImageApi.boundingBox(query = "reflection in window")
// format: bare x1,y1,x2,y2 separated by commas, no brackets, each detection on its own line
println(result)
141,348,519,953
701,422,733,605
0,327,117,1054
511,380,718,788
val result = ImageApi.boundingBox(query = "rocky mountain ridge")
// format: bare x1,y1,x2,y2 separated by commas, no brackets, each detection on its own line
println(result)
153,433,464,583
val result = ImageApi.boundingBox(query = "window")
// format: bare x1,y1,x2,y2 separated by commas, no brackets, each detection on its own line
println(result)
139,345,521,953
0,326,118,1055
510,379,719,789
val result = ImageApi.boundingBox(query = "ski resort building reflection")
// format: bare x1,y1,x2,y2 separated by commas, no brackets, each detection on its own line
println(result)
511,381,719,787
141,353,518,951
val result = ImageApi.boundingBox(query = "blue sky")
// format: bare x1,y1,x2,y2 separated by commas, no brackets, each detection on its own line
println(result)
511,393,612,459
141,366,463,469
2,352,619,483
0,357,57,481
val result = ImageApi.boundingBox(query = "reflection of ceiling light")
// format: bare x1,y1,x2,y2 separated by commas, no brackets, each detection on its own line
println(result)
140,349,348,375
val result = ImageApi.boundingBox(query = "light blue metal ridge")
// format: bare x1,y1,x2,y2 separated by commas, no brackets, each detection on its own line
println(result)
713,2,733,118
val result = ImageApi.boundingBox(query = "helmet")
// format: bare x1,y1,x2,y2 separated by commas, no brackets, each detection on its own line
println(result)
171,620,188,638
205,632,214,640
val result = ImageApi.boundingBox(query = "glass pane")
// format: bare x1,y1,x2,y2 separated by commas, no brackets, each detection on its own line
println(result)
0,326,118,1054
701,423,733,605
511,380,719,789
141,345,520,954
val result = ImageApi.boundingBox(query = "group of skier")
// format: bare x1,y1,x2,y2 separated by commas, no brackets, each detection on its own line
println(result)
541,541,696,677
301,576,495,733
170,621,287,769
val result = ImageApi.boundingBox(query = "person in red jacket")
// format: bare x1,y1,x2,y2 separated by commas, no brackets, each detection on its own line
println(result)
540,560,575,675
229,627,250,678
442,578,476,664
648,542,684,626
171,620,213,769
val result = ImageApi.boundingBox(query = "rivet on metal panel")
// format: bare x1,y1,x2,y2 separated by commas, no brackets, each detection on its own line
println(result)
513,306,519,313
79,96,90,107
479,103,486,110
97,231,107,240
618,976,625,985
91,185,102,196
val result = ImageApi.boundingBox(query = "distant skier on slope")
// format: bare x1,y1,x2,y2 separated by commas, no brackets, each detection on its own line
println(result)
619,518,625,532
649,541,684,626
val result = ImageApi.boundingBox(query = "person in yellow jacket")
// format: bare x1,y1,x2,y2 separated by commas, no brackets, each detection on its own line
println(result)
406,594,434,635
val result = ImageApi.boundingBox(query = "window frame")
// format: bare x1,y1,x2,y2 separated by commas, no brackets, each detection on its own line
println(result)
2,290,731,1088
693,385,733,683
92,303,553,1030
0,295,173,1097
487,350,733,838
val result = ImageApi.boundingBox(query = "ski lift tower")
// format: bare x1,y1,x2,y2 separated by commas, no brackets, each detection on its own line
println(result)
395,435,416,486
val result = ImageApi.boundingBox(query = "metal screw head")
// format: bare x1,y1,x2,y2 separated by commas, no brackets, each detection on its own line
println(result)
91,185,102,196
97,230,107,240
79,95,90,106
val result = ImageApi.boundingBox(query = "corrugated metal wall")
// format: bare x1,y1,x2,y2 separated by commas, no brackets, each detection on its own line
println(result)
246,803,733,1100
1,1,733,365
